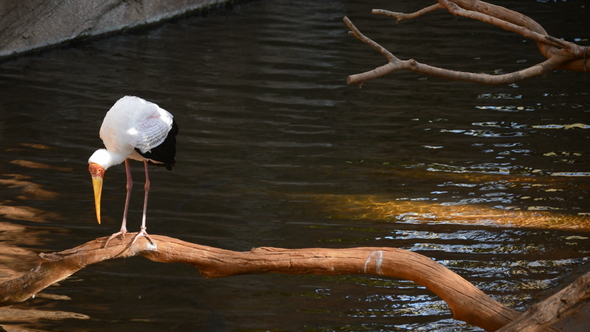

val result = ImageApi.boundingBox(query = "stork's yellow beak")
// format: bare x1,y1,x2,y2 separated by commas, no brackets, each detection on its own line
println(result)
89,163,105,224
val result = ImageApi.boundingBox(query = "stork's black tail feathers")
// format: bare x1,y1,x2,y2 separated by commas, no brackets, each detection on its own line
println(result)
135,120,179,170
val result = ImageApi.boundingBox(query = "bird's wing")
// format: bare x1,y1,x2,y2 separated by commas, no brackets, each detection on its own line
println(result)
130,111,173,154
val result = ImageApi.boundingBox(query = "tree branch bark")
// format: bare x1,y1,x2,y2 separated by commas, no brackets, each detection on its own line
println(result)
497,272,590,332
1,234,586,331
345,0,589,86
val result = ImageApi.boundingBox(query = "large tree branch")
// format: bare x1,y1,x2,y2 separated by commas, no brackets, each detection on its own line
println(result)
346,0,589,86
1,234,587,331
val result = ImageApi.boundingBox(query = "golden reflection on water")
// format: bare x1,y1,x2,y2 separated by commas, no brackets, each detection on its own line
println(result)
16,143,53,150
316,195,590,231
0,155,63,276
0,166,86,331
0,171,60,281
0,174,59,222
312,164,590,231
1,143,62,220
0,204,59,223
0,222,40,281
0,221,72,332
0,173,58,201
0,307,89,330
9,159,73,172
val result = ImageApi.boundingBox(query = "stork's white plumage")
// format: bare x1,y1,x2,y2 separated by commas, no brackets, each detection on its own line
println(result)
89,96,178,247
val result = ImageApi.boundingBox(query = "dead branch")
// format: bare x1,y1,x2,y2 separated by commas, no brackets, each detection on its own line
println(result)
345,0,589,85
497,272,590,332
1,234,586,331
373,4,443,23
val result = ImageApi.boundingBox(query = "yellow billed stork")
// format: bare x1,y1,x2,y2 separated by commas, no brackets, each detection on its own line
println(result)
88,96,178,247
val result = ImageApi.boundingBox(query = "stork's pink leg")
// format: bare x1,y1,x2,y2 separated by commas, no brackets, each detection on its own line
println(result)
130,160,155,246
103,159,133,248
121,159,133,234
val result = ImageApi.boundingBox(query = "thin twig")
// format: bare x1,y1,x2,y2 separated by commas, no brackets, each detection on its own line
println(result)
343,16,396,62
372,4,443,23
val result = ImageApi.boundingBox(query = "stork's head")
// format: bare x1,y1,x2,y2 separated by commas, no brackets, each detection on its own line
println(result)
88,162,105,224
88,149,114,225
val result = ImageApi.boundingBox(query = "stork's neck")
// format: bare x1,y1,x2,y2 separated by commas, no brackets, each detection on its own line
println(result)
88,149,128,170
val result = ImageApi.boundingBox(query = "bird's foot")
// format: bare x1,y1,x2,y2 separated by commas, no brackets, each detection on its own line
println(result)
130,227,155,247
102,229,128,249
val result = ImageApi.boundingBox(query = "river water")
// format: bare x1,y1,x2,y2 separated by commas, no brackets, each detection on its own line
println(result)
0,0,589,331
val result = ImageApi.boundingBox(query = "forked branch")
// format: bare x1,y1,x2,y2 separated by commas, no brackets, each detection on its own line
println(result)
345,0,589,85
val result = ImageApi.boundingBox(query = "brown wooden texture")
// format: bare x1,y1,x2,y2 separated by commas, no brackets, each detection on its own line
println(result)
497,271,590,332
1,234,584,331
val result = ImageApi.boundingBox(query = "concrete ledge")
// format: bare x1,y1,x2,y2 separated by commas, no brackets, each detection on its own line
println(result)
0,0,229,58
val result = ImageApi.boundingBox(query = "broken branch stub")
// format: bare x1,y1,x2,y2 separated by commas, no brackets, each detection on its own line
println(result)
496,271,590,332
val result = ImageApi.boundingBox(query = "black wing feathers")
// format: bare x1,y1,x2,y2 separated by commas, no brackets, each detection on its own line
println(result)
135,120,179,170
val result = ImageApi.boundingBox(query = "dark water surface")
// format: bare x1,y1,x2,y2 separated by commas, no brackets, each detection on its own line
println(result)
1,0,589,331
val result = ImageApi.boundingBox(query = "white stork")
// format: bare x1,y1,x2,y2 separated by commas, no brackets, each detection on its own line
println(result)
88,96,178,247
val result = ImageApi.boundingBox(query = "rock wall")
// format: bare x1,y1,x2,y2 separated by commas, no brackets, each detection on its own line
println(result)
0,0,229,58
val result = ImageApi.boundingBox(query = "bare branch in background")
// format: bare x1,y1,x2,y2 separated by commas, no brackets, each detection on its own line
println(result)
345,0,589,85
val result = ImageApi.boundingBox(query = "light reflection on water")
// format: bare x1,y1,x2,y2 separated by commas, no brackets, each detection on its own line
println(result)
0,0,589,331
